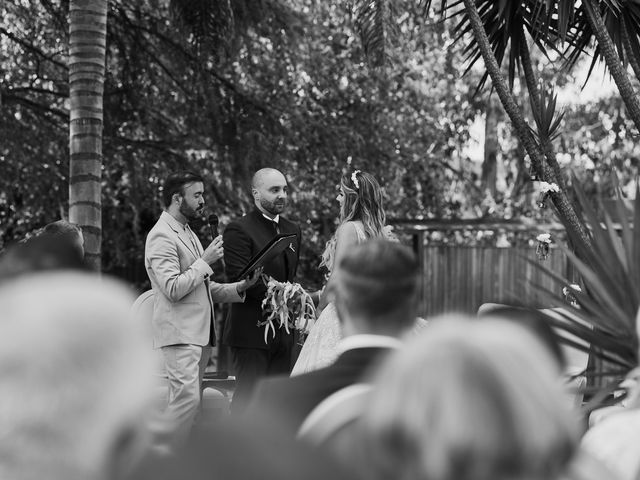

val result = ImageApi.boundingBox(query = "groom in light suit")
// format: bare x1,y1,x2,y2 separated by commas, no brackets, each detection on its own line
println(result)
145,171,259,446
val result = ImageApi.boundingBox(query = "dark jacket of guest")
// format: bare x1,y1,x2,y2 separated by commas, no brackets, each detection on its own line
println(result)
249,339,396,432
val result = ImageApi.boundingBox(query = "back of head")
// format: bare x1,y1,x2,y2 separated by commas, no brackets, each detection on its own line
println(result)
0,272,155,480
42,220,82,241
340,170,386,237
0,233,87,281
162,171,203,207
330,239,419,335
358,314,579,480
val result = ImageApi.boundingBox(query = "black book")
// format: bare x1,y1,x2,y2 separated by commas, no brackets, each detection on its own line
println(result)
235,233,297,280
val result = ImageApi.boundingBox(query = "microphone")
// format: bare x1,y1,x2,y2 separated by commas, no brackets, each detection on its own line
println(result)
208,214,219,239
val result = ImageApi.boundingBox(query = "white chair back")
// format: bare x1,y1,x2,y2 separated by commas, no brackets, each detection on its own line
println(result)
298,384,371,446
131,290,166,379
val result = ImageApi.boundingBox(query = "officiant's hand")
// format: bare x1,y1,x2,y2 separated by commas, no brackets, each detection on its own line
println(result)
203,235,224,265
236,267,264,293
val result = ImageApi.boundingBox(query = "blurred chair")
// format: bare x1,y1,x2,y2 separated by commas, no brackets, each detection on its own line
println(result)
298,383,370,447
478,303,589,408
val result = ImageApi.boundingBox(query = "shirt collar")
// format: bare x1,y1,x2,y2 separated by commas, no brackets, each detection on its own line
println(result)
161,210,188,231
263,213,280,224
336,334,402,355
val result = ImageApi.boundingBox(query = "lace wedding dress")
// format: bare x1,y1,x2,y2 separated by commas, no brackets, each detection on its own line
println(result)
290,222,368,376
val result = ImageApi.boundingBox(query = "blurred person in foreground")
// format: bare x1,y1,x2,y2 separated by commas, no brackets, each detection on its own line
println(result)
0,272,156,480
579,306,640,480
127,411,358,480
247,239,420,434
350,315,588,480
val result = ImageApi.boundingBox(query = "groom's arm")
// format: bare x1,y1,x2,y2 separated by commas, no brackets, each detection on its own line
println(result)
223,222,268,301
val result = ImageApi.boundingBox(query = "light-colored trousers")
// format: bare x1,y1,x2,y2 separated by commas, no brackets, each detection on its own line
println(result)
159,344,211,446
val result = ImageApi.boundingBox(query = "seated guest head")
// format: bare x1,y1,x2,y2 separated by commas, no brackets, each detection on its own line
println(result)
357,314,579,480
42,220,85,259
0,232,87,281
0,272,155,480
328,239,420,338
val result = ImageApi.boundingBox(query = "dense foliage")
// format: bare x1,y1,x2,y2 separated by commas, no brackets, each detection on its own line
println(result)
1,0,638,290
0,0,483,289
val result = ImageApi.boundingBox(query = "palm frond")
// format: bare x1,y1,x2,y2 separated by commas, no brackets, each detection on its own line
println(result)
529,85,565,143
353,0,394,68
170,0,234,54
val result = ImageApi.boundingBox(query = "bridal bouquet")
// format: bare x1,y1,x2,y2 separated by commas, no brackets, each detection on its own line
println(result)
259,276,316,344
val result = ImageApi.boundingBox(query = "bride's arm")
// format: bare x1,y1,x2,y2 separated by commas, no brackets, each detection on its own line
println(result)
318,222,359,311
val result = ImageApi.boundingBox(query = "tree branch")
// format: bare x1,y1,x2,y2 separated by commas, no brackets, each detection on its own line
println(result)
0,27,67,71
2,92,68,122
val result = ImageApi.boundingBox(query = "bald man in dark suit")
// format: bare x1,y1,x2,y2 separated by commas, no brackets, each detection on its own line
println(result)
223,168,302,412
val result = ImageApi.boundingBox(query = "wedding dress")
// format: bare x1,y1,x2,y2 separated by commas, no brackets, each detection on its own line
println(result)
291,221,368,376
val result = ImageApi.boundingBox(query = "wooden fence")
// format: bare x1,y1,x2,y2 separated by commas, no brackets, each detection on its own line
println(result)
418,245,569,317
396,221,571,318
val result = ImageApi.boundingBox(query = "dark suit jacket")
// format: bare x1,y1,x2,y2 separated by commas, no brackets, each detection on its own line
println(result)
222,208,301,349
248,346,393,433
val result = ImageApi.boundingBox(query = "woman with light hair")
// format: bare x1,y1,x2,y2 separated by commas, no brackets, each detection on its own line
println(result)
292,169,393,374
353,315,582,480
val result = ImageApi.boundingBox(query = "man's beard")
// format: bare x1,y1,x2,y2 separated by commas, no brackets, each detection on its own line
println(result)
180,202,202,220
260,198,285,215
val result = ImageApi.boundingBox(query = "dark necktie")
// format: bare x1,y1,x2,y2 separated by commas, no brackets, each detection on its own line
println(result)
272,220,280,235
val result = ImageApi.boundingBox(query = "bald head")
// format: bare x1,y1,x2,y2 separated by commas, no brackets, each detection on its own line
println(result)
251,168,288,217
251,168,285,189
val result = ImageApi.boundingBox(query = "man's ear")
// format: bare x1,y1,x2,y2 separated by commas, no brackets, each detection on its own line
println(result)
251,188,259,201
172,192,182,205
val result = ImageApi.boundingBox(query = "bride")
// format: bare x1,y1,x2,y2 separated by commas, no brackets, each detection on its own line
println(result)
292,169,392,375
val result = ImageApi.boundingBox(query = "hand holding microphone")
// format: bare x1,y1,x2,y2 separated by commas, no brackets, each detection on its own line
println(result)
202,235,224,265
202,213,223,265
208,214,219,239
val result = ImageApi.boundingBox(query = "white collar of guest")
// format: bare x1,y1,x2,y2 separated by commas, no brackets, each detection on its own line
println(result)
263,213,280,224
336,334,402,354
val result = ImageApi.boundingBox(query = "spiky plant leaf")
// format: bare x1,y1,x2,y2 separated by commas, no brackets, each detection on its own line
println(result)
529,85,565,144
529,175,640,394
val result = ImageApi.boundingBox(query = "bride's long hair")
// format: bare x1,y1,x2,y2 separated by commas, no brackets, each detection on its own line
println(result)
321,170,387,270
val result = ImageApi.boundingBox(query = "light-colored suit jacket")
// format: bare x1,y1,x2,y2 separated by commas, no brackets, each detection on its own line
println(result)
145,211,243,348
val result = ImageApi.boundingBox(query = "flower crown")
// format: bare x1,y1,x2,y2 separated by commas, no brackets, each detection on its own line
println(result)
351,170,361,190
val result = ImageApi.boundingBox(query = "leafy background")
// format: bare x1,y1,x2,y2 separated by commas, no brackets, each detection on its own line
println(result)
1,0,638,291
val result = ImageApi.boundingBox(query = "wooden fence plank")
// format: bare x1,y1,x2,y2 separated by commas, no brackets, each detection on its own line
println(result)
422,246,567,317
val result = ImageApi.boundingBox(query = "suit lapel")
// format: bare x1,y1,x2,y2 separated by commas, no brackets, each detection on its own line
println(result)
160,211,200,261
280,219,298,280
249,210,298,281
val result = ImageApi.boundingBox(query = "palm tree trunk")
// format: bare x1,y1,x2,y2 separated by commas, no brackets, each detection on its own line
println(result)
69,0,107,271
583,0,640,133
481,94,498,198
620,18,640,83
518,26,566,190
461,0,591,250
